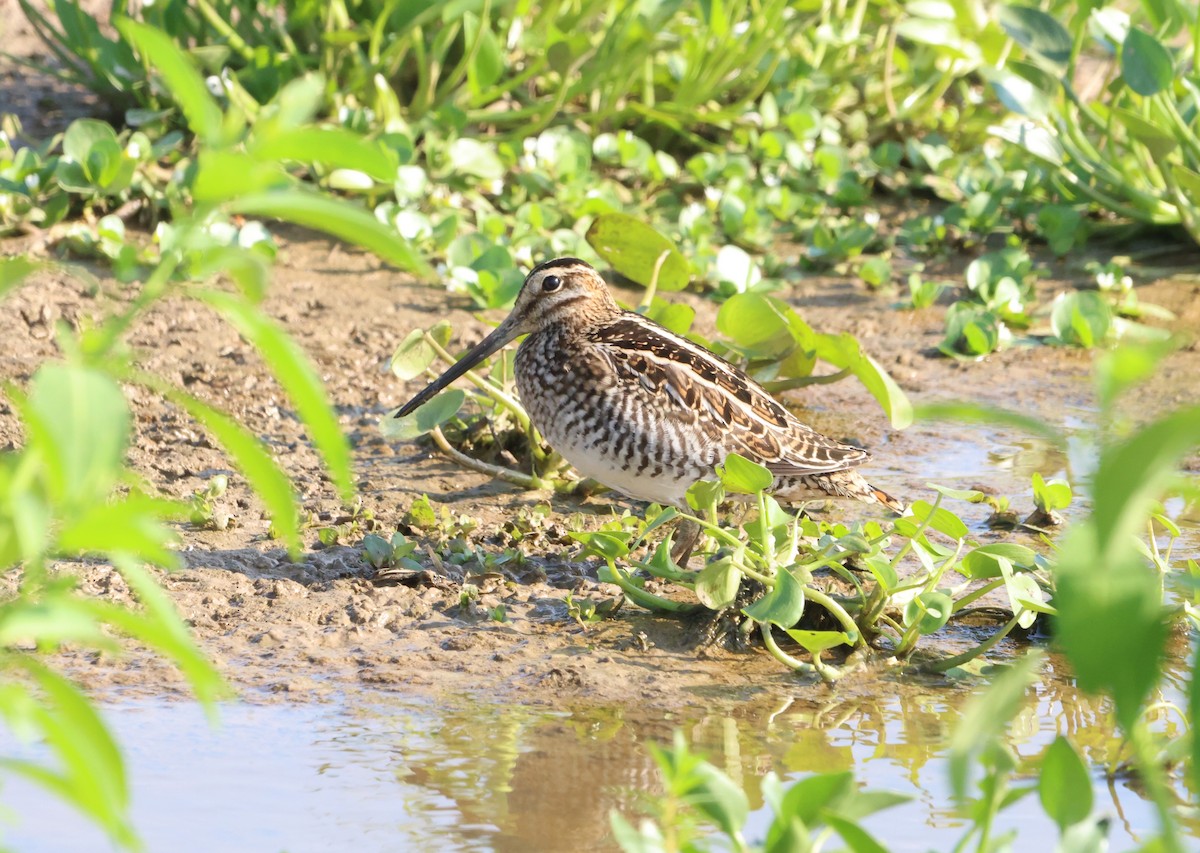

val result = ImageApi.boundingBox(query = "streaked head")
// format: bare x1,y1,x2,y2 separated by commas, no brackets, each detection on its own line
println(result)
507,257,616,333
395,258,617,418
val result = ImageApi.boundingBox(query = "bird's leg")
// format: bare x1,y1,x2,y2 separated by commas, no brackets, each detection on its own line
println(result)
670,518,702,570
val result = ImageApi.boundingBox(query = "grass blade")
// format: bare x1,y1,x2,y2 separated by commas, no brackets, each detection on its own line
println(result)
196,289,355,504
115,17,224,143
226,189,432,276
162,387,301,556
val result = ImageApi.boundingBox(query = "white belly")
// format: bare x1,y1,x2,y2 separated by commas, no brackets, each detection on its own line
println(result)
548,430,693,507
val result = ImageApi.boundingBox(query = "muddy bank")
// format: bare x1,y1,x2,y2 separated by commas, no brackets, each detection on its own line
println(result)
2,229,1199,707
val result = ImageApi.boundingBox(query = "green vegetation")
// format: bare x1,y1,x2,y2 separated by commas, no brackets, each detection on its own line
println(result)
2,0,1199,849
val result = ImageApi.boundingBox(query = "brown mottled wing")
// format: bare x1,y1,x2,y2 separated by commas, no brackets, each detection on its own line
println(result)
591,314,869,475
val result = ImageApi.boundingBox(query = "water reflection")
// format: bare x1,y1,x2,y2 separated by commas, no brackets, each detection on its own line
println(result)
332,650,1193,851
3,656,1196,850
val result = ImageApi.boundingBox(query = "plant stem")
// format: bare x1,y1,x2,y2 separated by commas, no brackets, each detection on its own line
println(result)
429,425,543,489
921,612,1022,674
760,623,815,674
805,587,864,647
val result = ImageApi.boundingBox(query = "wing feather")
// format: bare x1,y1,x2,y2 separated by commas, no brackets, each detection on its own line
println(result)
591,315,869,476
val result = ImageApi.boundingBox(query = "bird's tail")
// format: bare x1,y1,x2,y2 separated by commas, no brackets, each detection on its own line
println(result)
869,485,906,515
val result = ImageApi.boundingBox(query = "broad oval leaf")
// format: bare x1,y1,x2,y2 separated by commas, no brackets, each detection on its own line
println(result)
1039,736,1093,829
447,138,504,180
907,500,969,540
585,213,690,291
390,329,438,381
695,558,743,610
785,629,854,654
716,292,791,354
62,119,120,167
961,543,1037,579
718,453,773,494
1121,28,1174,96
383,388,465,441
742,566,805,627
903,590,954,634
998,5,1073,77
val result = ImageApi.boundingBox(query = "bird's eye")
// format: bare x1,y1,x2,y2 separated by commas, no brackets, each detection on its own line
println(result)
542,275,562,293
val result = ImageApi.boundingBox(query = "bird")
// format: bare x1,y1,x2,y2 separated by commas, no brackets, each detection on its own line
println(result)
396,257,903,560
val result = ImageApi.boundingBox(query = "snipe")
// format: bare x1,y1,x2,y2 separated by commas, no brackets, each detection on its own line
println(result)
397,258,903,528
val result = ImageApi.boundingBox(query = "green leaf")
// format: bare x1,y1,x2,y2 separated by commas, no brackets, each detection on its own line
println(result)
104,554,229,707
166,389,301,556
1054,526,1169,730
858,256,891,288
717,453,773,494
997,558,1043,629
1112,107,1178,160
960,543,1037,579
695,558,742,610
998,5,1073,77
362,534,394,569
191,149,294,202
777,771,853,824
116,17,224,143
1094,340,1177,413
383,388,465,441
716,293,792,355
690,760,750,837
225,190,432,276
785,629,852,654
61,119,119,169
389,329,439,381
585,214,690,292
861,555,898,591
812,332,914,429
251,128,398,182
981,65,1054,119
908,500,968,540
197,290,356,502
11,659,137,848
1051,291,1111,348
1121,28,1174,96
743,567,805,627
0,256,40,297
0,598,113,649
915,401,1067,447
1039,736,1093,829
1091,405,1200,553
949,651,1041,800
903,590,953,634
826,815,887,853
56,494,184,568
928,483,990,502
466,14,504,92
22,364,130,506
447,138,504,180
1192,642,1200,797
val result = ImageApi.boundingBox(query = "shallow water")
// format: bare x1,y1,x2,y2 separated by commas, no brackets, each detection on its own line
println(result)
4,418,1198,852
1,656,1195,852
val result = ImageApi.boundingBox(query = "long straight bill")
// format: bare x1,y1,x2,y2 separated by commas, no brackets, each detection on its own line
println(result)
395,322,519,417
